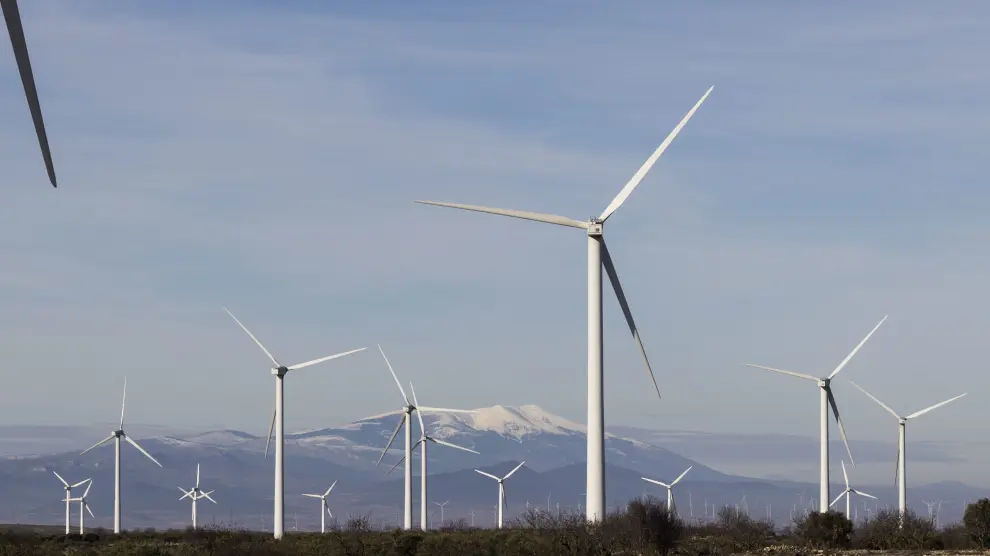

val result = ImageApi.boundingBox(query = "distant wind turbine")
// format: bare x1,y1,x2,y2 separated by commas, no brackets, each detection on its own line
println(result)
52,472,89,535
80,377,162,534
849,380,965,521
1,0,57,187
223,307,365,539
475,461,526,529
433,501,449,527
386,381,479,530
178,463,217,530
65,479,95,535
302,480,336,533
744,316,886,512
416,86,714,522
829,460,876,517
376,345,476,530
641,466,692,513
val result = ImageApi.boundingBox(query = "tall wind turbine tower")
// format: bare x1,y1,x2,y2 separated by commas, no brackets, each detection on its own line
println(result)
178,463,217,529
744,316,886,512
850,381,965,520
2,0,58,186
302,480,336,533
223,307,365,539
475,461,526,529
417,87,714,521
80,377,163,534
65,480,95,534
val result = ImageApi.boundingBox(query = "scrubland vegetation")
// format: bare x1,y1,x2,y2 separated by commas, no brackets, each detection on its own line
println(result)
3,497,990,555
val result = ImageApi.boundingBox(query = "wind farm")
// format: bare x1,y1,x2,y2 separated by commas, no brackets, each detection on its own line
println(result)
3,2,990,555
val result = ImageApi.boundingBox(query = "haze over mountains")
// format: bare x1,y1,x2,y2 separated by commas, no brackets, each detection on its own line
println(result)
0,405,983,531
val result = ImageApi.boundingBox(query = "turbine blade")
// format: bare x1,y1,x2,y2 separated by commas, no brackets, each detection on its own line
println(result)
849,381,901,420
671,465,692,486
378,345,410,404
202,491,217,504
80,434,115,456
474,469,500,481
853,490,878,500
430,437,480,455
81,480,92,498
905,393,967,420
829,492,844,508
416,406,477,414
841,460,849,489
503,461,526,480
120,376,127,429
196,463,200,488
601,240,661,400
302,493,321,498
85,502,95,518
894,443,900,487
377,415,405,467
124,435,163,468
599,86,714,222
415,200,589,229
385,456,405,477
223,307,281,367
827,388,855,466
410,382,426,433
501,482,507,509
324,480,337,497
264,406,276,458
641,478,670,488
70,479,89,488
742,363,818,382
1,0,56,187
179,487,193,500
287,347,366,371
827,315,887,379
52,471,68,487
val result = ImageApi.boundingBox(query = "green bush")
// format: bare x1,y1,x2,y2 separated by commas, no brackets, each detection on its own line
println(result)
964,497,990,548
794,510,852,548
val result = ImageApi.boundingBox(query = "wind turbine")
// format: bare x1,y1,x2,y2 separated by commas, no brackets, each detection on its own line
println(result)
376,345,476,530
178,463,217,530
385,381,480,530
2,0,57,186
79,377,162,534
829,460,876,517
52,472,89,535
475,461,526,529
434,500,449,526
641,465,692,513
416,86,714,522
849,380,966,520
65,479,95,534
744,316,887,513
302,480,336,533
223,307,365,539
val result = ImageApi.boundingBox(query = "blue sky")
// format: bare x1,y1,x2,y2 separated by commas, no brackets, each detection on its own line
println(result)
2,0,988,461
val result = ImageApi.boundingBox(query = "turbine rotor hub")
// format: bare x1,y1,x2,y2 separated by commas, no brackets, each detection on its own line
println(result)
273,366,289,377
587,218,603,237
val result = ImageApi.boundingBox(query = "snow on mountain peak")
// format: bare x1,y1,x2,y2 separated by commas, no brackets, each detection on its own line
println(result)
431,404,585,439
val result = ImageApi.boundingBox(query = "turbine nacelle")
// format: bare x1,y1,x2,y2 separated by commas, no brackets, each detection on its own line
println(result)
272,365,289,377
587,220,603,236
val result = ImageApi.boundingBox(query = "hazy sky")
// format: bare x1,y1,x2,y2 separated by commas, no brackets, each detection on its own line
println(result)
2,2,987,449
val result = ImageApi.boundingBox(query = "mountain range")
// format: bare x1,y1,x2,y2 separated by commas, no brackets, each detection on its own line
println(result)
0,405,981,531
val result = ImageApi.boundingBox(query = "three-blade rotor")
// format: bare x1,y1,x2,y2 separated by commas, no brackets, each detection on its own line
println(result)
2,0,56,187
474,461,526,508
79,378,162,467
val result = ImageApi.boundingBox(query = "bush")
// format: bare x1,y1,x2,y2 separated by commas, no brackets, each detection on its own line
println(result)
617,496,684,555
852,508,940,550
964,497,990,547
794,510,852,548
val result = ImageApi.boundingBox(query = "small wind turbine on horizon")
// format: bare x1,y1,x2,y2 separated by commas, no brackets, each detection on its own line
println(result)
79,377,162,534
178,463,217,530
302,480,337,534
1,0,57,187
416,86,714,522
65,479,95,535
849,380,966,522
829,460,876,518
641,466,692,513
376,345,477,530
223,307,365,540
475,461,525,529
52,472,89,535
743,316,887,513
433,501,449,527
386,381,479,530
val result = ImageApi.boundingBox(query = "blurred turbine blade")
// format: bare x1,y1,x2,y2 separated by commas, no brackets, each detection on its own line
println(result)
827,388,855,466
849,381,900,420
223,307,281,367
503,461,525,480
671,466,692,486
378,344,410,404
742,363,817,382
80,434,115,456
124,435,163,468
377,415,405,467
52,471,68,487
475,469,500,481
431,437,480,455
827,316,887,379
905,393,967,420
415,201,589,229
287,347,366,371
264,406,276,458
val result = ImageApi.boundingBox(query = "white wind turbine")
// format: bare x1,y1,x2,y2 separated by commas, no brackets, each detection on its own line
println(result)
417,86,714,523
386,381,480,530
475,461,526,529
302,480,337,533
178,463,216,530
52,472,89,535
65,479,95,534
641,465,692,513
376,345,477,530
223,307,365,539
744,316,887,513
2,0,58,187
849,380,966,520
79,377,162,534
434,500,449,526
829,460,876,517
